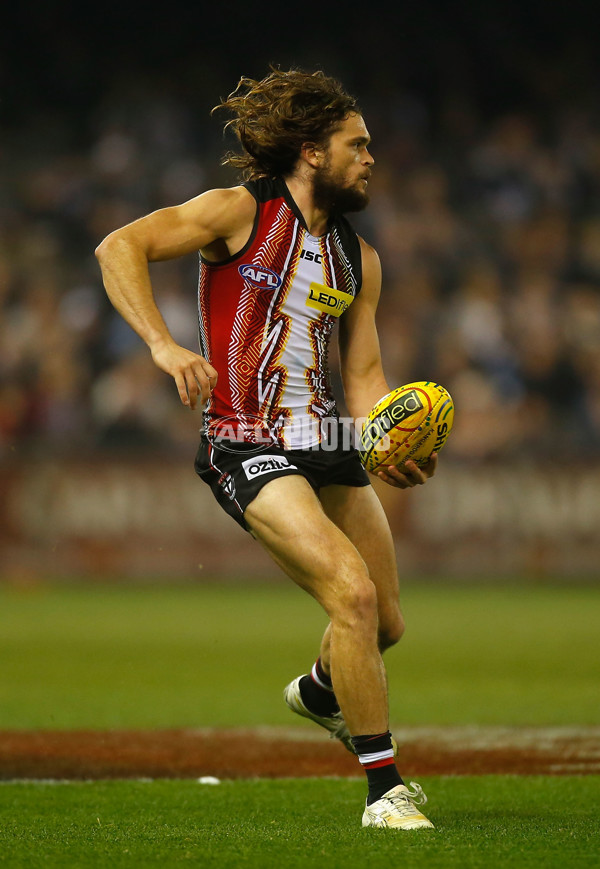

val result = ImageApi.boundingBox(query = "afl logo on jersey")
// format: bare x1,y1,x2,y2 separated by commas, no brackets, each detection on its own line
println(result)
238,264,282,290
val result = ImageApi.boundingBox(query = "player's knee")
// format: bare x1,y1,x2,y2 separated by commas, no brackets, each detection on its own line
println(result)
378,609,405,651
333,572,379,631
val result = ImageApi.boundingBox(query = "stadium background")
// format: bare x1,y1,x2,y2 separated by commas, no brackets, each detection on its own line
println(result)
2,0,600,581
1,12,598,864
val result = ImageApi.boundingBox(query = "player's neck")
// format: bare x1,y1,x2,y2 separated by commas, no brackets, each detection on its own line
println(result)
284,174,330,237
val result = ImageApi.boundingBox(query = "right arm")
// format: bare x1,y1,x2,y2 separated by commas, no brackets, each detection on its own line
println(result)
95,186,256,408
340,238,437,489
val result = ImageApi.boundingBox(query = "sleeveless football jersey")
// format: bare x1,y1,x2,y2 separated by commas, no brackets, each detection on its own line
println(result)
198,176,362,449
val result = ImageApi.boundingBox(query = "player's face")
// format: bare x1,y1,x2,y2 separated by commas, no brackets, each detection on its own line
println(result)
313,113,374,213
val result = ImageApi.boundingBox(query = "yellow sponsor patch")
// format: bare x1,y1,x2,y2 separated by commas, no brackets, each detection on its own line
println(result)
306,282,354,317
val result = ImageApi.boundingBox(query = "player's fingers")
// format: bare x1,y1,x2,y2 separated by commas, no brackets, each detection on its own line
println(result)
423,452,438,478
401,460,428,485
192,360,221,405
377,467,415,489
182,369,201,409
174,372,192,407
201,361,218,388
192,362,218,404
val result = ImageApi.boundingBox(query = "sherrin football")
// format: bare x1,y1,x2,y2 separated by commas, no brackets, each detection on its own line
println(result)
359,381,454,473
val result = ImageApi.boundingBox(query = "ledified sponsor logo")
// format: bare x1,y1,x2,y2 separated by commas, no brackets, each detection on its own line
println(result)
306,282,353,317
360,390,424,452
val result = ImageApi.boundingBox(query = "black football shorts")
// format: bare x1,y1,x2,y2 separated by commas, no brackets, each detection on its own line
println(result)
194,435,370,531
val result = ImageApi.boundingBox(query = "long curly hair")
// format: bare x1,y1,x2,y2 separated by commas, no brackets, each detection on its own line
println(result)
212,67,360,180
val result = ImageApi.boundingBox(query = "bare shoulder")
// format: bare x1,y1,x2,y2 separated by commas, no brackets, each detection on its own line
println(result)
179,185,256,234
96,184,258,263
358,236,382,299
195,185,256,214
358,236,382,274
183,185,256,261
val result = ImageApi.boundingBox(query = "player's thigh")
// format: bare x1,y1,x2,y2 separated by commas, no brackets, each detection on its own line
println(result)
318,483,404,644
244,475,374,616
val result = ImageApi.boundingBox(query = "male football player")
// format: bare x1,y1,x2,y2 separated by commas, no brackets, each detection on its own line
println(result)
96,68,437,830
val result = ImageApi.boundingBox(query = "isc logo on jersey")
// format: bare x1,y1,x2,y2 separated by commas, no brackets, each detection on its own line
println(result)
242,454,298,480
239,264,283,290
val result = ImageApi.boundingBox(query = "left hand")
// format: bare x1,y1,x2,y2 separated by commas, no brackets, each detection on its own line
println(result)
376,453,438,489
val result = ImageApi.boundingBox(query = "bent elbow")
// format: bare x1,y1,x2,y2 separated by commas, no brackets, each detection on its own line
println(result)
94,240,106,263
95,230,135,267
94,233,116,264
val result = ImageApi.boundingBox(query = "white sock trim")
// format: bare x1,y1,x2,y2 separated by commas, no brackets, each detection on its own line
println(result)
310,662,334,692
358,748,395,766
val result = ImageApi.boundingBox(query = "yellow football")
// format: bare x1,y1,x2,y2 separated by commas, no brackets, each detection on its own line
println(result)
359,381,454,473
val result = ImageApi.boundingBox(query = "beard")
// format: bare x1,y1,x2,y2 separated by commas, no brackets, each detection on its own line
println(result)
312,160,370,215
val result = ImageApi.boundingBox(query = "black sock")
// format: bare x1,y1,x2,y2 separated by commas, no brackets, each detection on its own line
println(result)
298,657,340,717
351,732,404,805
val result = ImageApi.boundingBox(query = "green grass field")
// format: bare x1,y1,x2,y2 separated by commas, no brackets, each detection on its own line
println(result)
0,777,598,868
1,581,599,729
0,579,598,867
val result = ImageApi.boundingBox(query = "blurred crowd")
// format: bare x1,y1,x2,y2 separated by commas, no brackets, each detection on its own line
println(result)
2,73,600,464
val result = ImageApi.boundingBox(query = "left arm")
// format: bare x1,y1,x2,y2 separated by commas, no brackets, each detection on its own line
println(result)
338,238,437,489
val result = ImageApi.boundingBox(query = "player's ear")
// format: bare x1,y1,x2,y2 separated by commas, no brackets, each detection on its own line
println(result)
301,141,325,169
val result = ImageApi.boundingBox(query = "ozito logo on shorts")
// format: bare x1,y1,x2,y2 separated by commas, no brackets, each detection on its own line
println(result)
238,264,282,290
242,454,298,480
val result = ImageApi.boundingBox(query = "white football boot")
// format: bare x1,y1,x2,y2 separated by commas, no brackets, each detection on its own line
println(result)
362,782,435,830
283,676,398,756
283,676,355,753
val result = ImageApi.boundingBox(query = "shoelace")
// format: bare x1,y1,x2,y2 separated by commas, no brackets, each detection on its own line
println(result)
385,782,428,814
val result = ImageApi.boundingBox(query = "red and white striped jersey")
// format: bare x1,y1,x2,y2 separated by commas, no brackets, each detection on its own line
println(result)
198,176,362,449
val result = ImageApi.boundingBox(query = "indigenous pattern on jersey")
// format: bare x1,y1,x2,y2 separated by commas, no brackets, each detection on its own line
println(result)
197,177,362,449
